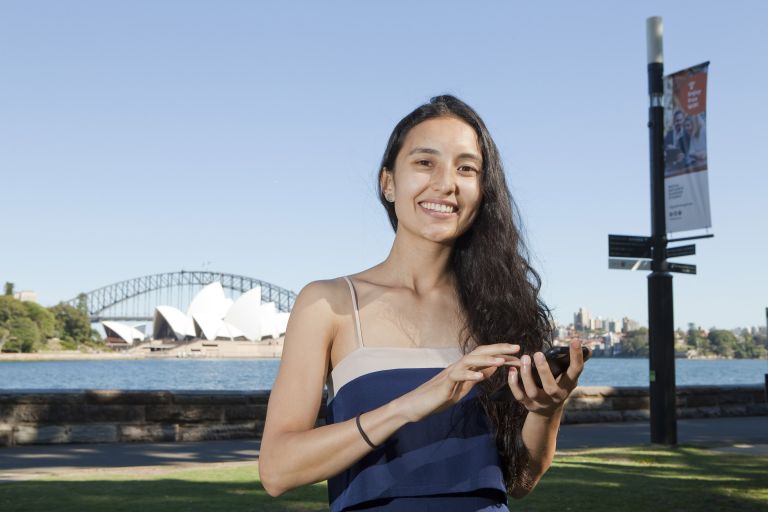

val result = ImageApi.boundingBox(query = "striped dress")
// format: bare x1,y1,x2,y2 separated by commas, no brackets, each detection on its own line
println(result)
323,276,510,511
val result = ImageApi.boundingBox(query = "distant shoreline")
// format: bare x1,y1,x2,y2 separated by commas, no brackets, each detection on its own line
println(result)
0,352,283,362
1,350,764,362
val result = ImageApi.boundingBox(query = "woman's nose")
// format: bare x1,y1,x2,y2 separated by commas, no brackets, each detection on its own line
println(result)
430,165,457,192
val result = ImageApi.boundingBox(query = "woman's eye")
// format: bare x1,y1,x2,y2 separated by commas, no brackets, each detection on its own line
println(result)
459,165,478,174
416,160,432,166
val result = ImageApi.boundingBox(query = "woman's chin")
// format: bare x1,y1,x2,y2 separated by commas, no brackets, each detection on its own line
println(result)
419,227,460,244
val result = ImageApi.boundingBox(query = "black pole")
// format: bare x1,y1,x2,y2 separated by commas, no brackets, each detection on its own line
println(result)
646,17,677,445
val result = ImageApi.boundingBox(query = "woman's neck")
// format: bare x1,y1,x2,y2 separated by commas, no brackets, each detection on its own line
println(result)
378,227,456,294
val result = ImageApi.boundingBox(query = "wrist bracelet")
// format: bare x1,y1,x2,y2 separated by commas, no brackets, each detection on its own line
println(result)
355,413,380,449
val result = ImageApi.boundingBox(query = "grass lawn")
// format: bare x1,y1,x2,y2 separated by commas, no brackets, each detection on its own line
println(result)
1,445,766,511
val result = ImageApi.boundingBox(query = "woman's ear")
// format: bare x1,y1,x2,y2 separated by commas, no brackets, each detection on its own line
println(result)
380,167,395,202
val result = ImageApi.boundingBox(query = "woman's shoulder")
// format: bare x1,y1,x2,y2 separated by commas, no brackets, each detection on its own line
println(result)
293,275,355,318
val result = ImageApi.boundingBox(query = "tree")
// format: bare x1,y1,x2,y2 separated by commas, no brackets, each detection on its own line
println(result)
23,301,56,342
622,328,649,357
3,282,13,296
0,295,27,323
2,317,40,352
708,330,738,358
76,293,88,314
49,303,92,344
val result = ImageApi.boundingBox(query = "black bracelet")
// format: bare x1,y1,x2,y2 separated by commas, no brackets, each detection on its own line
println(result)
355,413,380,449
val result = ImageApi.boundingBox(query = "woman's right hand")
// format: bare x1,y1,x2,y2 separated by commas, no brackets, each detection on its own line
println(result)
397,343,521,423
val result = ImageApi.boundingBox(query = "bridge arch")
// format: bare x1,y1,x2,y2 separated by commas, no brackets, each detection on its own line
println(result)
66,270,296,322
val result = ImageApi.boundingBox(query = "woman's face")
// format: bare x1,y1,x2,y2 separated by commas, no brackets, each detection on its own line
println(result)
381,116,484,244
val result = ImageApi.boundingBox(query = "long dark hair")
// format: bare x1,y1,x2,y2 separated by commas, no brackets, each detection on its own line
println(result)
377,94,554,494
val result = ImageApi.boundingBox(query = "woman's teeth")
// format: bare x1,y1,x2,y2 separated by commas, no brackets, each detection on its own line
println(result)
420,202,456,213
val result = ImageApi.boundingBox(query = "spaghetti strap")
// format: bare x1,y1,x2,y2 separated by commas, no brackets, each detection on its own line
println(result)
342,275,364,348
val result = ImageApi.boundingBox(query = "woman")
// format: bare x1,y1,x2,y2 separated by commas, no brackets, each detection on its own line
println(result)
682,113,707,171
259,95,590,511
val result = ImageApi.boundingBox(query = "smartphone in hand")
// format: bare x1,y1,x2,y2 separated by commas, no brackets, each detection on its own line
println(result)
489,346,590,402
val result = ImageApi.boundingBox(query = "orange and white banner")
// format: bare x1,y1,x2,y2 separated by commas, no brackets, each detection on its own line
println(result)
663,62,711,234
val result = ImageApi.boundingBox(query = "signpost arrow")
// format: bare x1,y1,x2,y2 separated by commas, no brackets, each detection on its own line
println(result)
609,258,652,271
666,244,696,258
667,262,697,275
609,234,653,259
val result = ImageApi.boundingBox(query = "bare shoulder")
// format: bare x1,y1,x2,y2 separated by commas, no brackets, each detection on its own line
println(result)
259,277,350,473
291,276,350,325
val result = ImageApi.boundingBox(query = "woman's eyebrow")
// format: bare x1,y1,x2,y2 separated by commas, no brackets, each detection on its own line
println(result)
457,152,482,163
407,146,440,156
407,147,482,163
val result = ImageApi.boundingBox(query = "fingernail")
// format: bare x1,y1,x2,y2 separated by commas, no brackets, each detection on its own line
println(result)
522,355,530,365
534,352,545,364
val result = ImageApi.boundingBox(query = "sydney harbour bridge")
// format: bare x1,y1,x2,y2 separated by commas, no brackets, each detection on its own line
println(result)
65,270,297,323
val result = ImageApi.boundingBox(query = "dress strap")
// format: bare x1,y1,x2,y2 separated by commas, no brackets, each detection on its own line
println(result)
342,275,364,348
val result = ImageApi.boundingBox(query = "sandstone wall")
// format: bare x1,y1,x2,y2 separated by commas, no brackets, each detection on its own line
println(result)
0,385,765,447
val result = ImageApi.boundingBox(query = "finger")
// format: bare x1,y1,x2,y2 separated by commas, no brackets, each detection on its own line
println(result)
519,354,542,400
556,371,578,393
457,369,485,382
471,343,521,356
533,351,559,395
566,340,585,381
461,354,508,371
507,366,526,402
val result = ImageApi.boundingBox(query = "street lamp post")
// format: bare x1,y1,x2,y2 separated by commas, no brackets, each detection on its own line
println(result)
646,16,677,445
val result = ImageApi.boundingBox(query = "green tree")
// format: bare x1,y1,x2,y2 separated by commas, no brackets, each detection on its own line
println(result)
621,328,649,357
686,325,702,347
49,302,92,344
3,282,13,296
2,317,40,352
0,295,27,323
76,293,89,314
23,301,57,342
708,329,738,358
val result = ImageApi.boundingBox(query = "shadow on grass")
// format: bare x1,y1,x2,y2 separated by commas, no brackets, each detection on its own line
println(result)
519,445,768,512
0,446,766,511
0,469,329,512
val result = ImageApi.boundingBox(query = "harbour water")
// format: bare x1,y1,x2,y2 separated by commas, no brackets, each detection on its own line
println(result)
0,357,765,391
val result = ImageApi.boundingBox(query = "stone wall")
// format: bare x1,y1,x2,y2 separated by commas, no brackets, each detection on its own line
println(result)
0,385,765,447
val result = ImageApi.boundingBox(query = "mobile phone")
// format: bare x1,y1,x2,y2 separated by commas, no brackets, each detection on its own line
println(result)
489,346,590,402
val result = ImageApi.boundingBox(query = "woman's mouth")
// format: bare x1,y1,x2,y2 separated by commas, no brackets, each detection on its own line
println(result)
418,201,458,218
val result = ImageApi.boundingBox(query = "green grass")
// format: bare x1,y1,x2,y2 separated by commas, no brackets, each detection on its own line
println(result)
1,445,766,511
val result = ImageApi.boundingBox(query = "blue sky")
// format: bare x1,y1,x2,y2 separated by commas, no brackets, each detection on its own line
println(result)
1,1,766,331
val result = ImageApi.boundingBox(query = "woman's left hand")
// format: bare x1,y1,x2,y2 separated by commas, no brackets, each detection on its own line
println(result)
507,340,590,417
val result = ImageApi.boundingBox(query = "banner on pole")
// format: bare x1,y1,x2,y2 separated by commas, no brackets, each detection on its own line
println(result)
663,61,712,234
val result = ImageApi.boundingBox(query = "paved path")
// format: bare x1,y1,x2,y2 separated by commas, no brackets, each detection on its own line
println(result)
1,416,766,482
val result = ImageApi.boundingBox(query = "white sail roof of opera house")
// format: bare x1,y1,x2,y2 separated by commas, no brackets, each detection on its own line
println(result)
187,282,233,340
150,281,290,342
223,287,264,341
153,305,195,340
102,321,145,344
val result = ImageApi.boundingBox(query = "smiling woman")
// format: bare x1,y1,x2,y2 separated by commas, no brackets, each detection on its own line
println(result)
258,95,590,511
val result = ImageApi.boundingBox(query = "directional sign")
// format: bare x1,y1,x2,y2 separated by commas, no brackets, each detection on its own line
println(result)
609,235,652,245
667,262,697,275
609,234,653,259
609,258,652,271
666,244,696,258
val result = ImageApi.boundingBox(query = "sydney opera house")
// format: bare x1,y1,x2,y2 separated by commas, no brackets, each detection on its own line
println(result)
102,282,290,345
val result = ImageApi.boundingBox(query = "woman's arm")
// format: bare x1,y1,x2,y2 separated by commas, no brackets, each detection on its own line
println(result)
261,396,412,497
506,341,587,498
513,407,563,497
258,279,413,497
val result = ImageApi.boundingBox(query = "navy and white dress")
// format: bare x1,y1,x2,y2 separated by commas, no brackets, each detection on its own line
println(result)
323,276,510,511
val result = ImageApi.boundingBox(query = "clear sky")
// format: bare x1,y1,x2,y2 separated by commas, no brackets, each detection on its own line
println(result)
1,1,766,331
